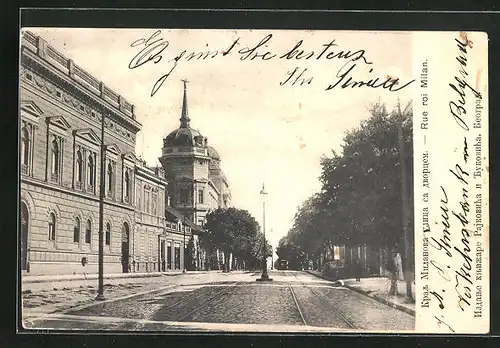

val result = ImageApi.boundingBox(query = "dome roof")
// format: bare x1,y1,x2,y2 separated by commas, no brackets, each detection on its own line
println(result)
207,146,220,160
164,127,205,147
163,79,205,148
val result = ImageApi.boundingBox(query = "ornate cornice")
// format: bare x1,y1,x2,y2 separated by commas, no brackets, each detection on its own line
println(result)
20,47,141,137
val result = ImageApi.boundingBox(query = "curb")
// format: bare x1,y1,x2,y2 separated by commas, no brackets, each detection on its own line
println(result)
305,271,415,317
22,270,213,284
304,270,343,287
341,284,416,317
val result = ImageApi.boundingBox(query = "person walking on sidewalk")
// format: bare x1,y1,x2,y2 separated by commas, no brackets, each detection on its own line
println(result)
355,260,362,282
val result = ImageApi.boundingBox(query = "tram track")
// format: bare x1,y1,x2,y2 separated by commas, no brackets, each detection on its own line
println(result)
290,273,358,330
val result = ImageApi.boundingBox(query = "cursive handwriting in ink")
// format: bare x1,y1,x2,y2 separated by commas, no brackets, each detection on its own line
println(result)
430,289,445,309
129,30,169,69
435,315,455,333
325,62,415,92
449,36,482,130
237,34,277,61
279,39,373,65
454,227,473,311
449,164,469,186
463,137,469,163
430,260,451,281
429,186,452,257
279,67,314,86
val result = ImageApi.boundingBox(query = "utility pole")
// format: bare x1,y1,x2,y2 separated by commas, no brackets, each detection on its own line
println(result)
398,103,414,303
257,183,272,281
96,112,106,301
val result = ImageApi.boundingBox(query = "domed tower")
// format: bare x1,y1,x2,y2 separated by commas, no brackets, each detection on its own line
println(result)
207,146,231,208
159,80,211,224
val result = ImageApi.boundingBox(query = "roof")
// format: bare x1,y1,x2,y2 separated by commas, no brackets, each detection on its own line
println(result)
165,206,203,233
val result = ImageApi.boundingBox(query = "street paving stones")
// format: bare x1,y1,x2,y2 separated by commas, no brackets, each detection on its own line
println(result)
22,270,415,332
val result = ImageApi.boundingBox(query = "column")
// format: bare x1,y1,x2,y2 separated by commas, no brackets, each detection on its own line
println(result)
170,241,175,270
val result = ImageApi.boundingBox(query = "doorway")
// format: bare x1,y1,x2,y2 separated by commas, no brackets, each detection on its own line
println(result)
20,202,29,271
160,240,166,272
121,222,130,273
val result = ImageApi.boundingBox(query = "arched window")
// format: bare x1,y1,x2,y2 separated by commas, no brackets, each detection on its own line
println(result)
105,223,111,246
73,217,80,243
76,150,83,183
51,138,59,175
21,127,30,167
124,170,130,200
87,155,94,187
48,213,56,240
85,219,92,244
107,162,113,194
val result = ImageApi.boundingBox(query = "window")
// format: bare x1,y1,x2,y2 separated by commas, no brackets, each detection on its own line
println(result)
87,155,94,187
152,192,157,215
144,188,150,214
51,138,59,176
85,219,92,244
180,188,188,204
124,170,130,200
107,162,114,196
175,245,181,270
73,217,80,243
76,150,83,183
48,213,56,240
21,127,30,167
105,223,111,246
198,189,204,204
198,219,204,227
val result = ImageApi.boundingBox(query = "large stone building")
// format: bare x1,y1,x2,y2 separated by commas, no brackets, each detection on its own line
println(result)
159,81,232,270
19,31,199,275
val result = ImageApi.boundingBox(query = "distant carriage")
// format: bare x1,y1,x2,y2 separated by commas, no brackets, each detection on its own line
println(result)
278,259,288,270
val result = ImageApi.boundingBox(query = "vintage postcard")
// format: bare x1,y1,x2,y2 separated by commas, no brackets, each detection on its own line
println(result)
18,28,489,333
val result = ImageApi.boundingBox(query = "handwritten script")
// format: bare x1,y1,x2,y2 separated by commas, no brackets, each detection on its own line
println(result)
128,30,415,96
427,33,483,333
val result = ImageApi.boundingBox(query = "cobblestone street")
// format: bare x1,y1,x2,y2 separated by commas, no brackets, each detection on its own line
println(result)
23,271,414,332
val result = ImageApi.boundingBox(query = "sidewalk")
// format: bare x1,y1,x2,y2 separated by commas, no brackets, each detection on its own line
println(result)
21,270,217,293
21,270,249,316
305,270,415,316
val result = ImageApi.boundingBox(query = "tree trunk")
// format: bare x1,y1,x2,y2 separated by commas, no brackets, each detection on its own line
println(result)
387,247,398,296
224,253,231,272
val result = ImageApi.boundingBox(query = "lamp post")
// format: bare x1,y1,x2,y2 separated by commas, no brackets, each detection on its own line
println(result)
183,215,186,273
257,183,272,281
95,112,106,301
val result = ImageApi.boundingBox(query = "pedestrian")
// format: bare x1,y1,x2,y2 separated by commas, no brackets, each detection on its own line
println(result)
355,260,362,282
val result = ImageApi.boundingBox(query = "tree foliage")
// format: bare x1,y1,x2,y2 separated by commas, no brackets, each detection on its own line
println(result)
277,101,414,270
201,207,267,271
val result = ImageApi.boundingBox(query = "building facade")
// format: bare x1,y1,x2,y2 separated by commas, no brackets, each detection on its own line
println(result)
159,81,232,270
159,81,231,226
19,31,229,276
19,31,145,275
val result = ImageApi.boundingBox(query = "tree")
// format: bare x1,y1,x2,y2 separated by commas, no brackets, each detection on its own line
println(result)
185,236,196,271
279,101,414,299
202,207,262,272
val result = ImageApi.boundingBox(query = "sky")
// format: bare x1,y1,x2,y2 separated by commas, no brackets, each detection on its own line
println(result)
25,28,413,252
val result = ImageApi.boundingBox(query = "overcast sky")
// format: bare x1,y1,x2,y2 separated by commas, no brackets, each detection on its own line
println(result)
26,28,413,251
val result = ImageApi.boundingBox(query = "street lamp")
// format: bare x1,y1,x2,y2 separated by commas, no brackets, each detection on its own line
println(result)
95,112,106,301
257,183,273,282
183,215,186,273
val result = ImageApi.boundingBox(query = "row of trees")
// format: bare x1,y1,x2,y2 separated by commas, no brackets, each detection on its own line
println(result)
276,102,414,298
199,207,272,272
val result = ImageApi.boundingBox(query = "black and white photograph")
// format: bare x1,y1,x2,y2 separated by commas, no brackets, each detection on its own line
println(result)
18,27,489,333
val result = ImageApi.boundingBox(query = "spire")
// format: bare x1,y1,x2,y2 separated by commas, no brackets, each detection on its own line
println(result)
180,79,190,128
